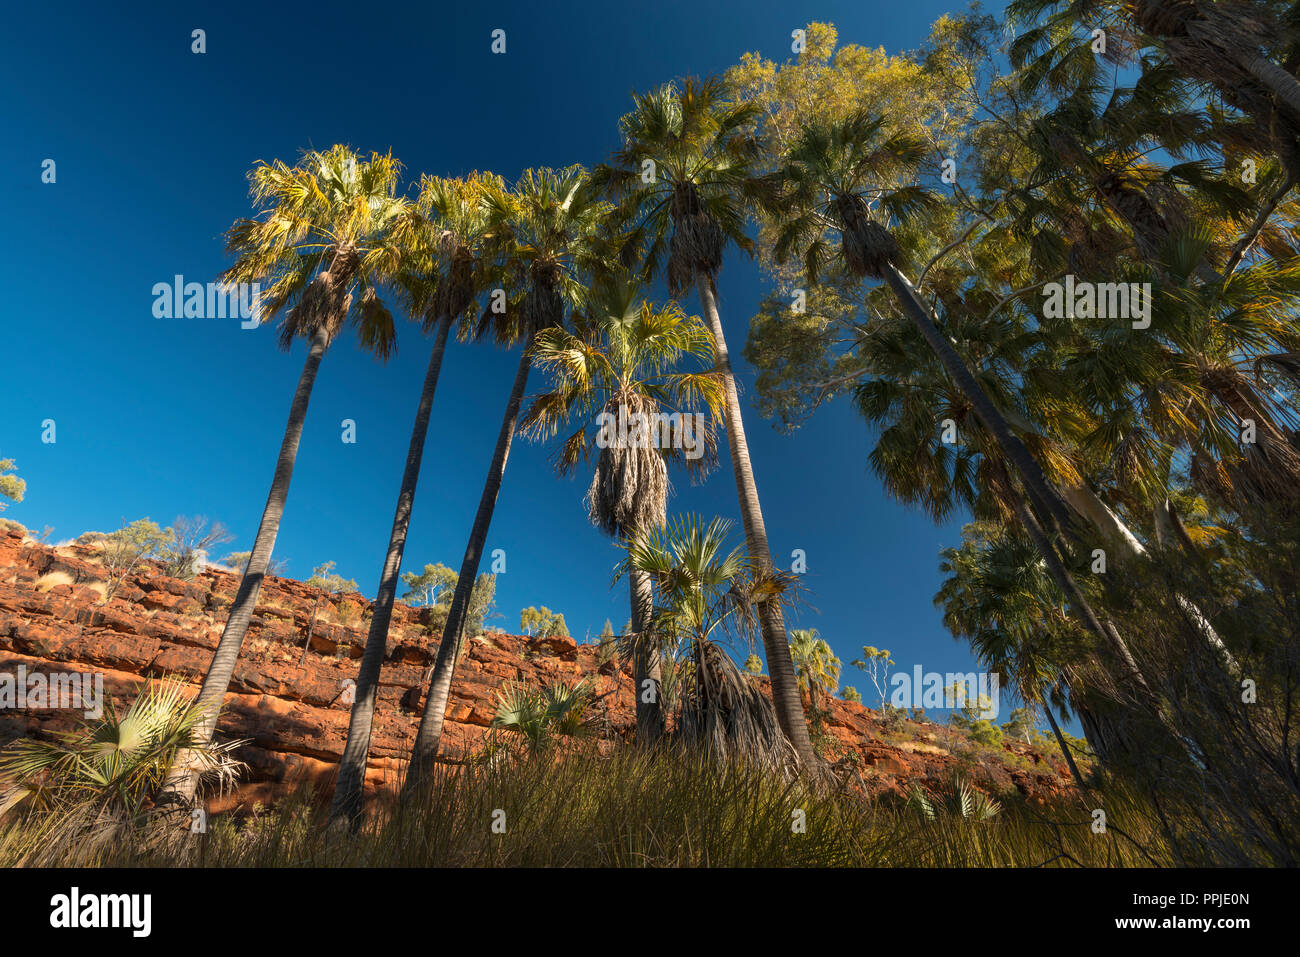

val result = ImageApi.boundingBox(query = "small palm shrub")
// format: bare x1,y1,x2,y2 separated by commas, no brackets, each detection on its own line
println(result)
492,678,594,751
908,777,1002,822
0,680,245,864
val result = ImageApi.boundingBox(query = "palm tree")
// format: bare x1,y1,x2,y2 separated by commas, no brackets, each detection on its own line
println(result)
770,110,1165,715
935,523,1091,787
596,77,819,768
787,628,840,713
403,166,619,795
1010,0,1300,183
328,174,500,830
162,146,412,806
0,680,245,860
521,273,723,744
622,514,795,770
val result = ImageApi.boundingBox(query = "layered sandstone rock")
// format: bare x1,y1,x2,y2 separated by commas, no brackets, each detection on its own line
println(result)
0,523,1073,811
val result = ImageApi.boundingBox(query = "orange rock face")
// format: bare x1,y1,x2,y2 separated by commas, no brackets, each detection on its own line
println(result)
0,524,1075,811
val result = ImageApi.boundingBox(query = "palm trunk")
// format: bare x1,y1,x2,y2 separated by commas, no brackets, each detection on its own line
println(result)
329,314,452,829
403,337,533,795
1008,487,1153,698
162,324,331,806
1060,484,1238,673
695,275,818,768
629,563,664,744
1239,52,1300,118
1041,691,1088,792
880,265,1075,535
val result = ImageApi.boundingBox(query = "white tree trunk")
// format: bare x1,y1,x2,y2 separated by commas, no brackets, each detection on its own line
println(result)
1060,484,1238,674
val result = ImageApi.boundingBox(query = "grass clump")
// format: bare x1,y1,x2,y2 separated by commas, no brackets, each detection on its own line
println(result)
1,743,1174,867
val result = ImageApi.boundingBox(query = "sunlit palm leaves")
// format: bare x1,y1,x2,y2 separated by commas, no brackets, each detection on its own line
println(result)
0,680,244,833
595,76,777,293
222,145,414,356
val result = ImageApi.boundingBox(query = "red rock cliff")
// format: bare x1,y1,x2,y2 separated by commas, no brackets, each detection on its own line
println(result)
0,523,1074,810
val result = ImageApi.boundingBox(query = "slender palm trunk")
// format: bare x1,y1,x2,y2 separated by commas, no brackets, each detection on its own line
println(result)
1007,487,1151,698
629,563,663,744
1240,52,1300,117
695,275,818,768
162,324,331,805
880,266,1074,535
329,315,453,829
1060,484,1238,674
403,337,533,796
1041,692,1088,792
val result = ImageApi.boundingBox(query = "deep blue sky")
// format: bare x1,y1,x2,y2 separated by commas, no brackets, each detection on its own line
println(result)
0,0,1020,719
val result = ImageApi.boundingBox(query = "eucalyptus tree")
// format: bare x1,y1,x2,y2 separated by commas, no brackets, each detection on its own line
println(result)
521,272,723,743
163,146,413,806
403,166,620,794
595,77,818,767
328,174,501,829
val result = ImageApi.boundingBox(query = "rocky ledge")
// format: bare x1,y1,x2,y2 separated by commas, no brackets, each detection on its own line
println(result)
0,523,1075,811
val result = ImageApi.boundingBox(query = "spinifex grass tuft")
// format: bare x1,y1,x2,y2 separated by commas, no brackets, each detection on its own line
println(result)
0,745,1178,867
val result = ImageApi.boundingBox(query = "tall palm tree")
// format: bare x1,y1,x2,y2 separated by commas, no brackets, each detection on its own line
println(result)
596,77,819,768
403,167,619,794
328,173,500,830
1010,0,1300,178
521,273,723,744
622,514,794,769
935,523,1091,787
770,111,1163,713
787,628,840,713
162,146,411,806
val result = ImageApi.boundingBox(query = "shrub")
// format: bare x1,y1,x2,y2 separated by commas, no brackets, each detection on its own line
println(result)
0,680,244,864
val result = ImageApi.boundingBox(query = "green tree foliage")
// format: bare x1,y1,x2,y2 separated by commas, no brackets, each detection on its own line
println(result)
851,645,895,712
403,563,497,637
98,519,173,599
520,605,569,638
306,560,358,595
1002,707,1037,745
0,458,25,511
401,562,457,607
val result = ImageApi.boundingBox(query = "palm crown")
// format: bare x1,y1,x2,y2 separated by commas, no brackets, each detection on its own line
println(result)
478,166,620,344
222,145,414,356
596,76,776,294
394,172,503,335
521,273,723,537
772,110,938,282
